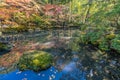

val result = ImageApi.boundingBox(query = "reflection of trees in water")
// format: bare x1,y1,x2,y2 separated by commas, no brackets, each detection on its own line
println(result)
0,29,79,43
1,29,119,80
53,43,120,80
78,46,120,80
0,63,16,74
60,63,86,80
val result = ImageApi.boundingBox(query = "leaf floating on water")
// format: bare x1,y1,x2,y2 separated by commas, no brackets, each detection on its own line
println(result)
22,78,27,80
90,69,93,77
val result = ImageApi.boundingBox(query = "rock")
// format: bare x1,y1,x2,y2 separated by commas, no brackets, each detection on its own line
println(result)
111,60,117,65
17,51,53,71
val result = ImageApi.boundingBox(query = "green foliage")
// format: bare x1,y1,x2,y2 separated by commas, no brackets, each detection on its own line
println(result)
107,0,120,16
71,0,120,54
30,14,51,28
86,30,104,45
98,39,109,51
1,0,120,55
17,51,53,71
71,25,120,54
13,12,29,25
111,35,120,53
69,31,87,51
30,14,44,26
69,37,81,51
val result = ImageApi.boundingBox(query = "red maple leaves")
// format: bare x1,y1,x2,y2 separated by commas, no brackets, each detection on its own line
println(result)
0,0,39,25
43,4,63,16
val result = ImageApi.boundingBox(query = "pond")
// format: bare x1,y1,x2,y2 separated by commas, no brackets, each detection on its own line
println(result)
0,29,119,80
0,62,86,80
0,29,86,80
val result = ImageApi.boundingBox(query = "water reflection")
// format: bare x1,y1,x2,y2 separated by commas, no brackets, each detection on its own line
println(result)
0,62,86,80
0,29,86,80
62,62,76,73
0,67,61,80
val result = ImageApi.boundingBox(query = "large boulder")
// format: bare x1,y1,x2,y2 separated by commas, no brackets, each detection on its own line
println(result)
17,51,53,72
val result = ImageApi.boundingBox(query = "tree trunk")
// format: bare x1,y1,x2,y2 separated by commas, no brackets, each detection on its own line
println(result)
83,0,92,23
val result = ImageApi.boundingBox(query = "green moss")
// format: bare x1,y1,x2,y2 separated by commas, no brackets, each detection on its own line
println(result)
17,51,53,71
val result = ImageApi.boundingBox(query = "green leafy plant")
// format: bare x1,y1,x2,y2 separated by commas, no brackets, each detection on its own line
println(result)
85,29,104,45
98,38,109,51
111,35,120,53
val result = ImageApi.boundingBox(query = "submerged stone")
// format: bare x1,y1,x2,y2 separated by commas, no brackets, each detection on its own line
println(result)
0,42,12,55
17,51,53,72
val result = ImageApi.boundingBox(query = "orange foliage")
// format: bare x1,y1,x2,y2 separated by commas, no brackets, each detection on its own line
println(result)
0,0,39,25
43,4,63,16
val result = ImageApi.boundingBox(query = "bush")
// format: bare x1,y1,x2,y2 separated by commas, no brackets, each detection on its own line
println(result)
71,27,120,54
111,35,120,53
86,30,104,45
98,38,109,51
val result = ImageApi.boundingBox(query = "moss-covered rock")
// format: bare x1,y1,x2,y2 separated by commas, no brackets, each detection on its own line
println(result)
17,51,53,71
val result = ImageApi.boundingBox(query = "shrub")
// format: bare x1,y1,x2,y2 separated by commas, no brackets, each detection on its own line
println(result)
98,38,109,51
111,35,120,53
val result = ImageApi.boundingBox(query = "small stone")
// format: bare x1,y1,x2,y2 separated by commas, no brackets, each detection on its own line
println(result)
100,60,104,63
105,70,109,73
111,60,117,65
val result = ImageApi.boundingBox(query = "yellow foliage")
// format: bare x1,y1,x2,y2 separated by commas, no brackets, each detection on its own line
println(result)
33,59,40,66
117,40,120,43
106,33,115,39
21,64,27,69
97,39,102,44
80,31,86,34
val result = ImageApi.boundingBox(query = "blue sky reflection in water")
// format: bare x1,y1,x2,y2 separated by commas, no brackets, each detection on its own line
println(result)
0,62,86,80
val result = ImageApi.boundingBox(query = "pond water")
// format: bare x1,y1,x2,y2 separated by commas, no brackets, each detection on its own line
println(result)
0,29,87,80
0,29,119,80
0,62,86,80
